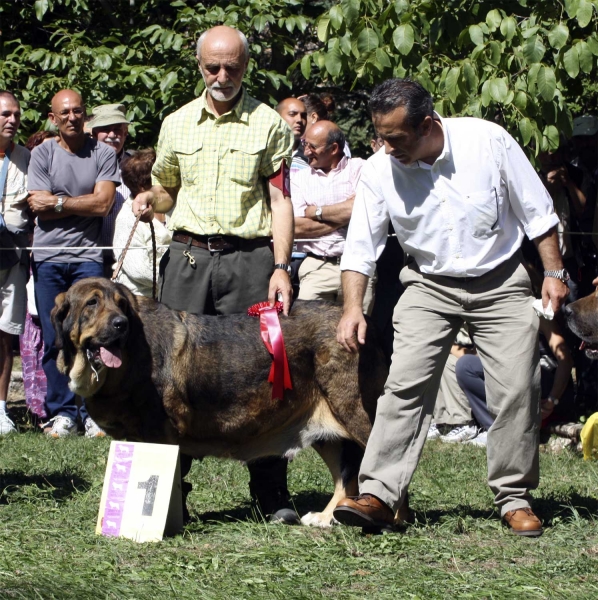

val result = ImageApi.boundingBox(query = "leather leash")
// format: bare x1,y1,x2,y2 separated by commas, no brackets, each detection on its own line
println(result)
111,214,158,300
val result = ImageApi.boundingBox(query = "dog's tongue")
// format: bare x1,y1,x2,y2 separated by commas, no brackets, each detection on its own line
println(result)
100,346,122,369
580,341,586,351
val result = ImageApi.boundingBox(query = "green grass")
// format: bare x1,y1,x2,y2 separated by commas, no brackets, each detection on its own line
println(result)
1,433,597,599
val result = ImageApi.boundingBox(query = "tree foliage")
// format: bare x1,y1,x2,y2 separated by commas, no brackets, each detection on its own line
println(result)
0,0,597,157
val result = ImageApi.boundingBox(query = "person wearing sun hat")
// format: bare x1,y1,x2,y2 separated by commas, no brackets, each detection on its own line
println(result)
89,103,134,275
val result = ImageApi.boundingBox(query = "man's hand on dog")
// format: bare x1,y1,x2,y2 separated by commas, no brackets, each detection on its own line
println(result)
542,277,569,313
337,307,367,353
268,270,292,316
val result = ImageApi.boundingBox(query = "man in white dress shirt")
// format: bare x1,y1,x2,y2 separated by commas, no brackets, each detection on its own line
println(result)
291,120,374,310
333,79,569,537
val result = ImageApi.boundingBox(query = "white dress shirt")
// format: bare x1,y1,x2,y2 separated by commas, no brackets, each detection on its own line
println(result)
341,116,559,278
291,155,364,257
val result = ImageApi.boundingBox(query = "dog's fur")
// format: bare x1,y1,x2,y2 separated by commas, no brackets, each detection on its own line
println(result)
51,277,389,526
564,290,598,359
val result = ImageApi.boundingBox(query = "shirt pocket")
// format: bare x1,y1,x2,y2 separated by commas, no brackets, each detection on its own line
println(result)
463,187,501,239
173,141,203,186
226,143,263,187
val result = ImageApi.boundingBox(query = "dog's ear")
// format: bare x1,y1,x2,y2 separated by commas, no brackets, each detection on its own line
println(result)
116,282,140,319
51,292,70,351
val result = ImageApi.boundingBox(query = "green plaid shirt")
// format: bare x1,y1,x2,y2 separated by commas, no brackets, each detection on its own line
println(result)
152,89,293,238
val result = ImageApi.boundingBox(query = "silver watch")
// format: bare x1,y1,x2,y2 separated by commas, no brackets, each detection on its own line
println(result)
54,196,65,213
315,207,323,222
543,268,570,283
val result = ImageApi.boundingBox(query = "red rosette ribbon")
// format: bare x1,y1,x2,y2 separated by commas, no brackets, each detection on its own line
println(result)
247,301,292,400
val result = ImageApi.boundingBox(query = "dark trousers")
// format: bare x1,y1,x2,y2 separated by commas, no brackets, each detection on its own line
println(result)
33,261,104,422
454,354,494,431
160,238,291,513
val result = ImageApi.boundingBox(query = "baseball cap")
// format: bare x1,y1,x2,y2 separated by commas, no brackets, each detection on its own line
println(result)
88,104,130,129
572,115,598,137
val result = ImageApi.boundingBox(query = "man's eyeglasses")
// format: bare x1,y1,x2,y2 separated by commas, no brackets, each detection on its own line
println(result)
301,140,329,152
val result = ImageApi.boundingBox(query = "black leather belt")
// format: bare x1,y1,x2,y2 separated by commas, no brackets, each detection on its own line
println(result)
306,252,342,265
172,231,270,253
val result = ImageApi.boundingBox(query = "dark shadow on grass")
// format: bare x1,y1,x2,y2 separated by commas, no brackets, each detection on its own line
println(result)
534,492,598,524
192,490,332,525
0,471,90,504
414,506,496,526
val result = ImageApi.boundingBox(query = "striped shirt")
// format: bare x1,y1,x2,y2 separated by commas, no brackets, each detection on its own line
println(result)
152,90,293,238
291,156,364,257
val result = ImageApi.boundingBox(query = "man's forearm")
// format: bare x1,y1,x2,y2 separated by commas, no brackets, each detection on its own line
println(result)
304,197,353,227
341,270,369,312
36,193,114,220
534,227,564,270
150,185,176,213
271,194,294,264
294,216,339,239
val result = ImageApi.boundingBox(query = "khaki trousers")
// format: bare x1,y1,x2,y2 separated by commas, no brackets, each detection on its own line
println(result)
434,353,472,426
359,253,540,516
298,256,375,315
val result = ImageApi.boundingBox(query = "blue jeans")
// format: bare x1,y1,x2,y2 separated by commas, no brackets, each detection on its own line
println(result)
33,261,104,422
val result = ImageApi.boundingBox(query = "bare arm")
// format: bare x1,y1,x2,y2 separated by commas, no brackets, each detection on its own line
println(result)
132,184,178,222
534,226,569,312
268,181,293,315
294,217,340,238
336,270,369,353
28,180,116,221
304,195,354,227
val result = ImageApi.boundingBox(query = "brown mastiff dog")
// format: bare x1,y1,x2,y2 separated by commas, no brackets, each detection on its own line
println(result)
51,277,391,527
563,290,598,359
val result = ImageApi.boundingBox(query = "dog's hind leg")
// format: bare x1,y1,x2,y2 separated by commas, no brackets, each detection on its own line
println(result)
300,439,362,528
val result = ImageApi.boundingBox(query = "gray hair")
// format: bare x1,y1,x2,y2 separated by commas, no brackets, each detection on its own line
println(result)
196,28,249,62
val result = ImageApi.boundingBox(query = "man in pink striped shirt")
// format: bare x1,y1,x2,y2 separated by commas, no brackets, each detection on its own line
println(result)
291,121,374,311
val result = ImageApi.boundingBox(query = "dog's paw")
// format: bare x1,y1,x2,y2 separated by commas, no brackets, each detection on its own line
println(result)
300,511,338,528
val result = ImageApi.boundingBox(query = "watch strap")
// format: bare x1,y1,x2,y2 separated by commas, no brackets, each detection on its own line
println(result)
274,263,291,274
543,269,569,282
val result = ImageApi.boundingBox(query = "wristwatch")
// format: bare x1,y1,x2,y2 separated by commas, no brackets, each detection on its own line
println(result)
274,263,292,274
54,196,65,213
315,207,323,222
543,268,570,283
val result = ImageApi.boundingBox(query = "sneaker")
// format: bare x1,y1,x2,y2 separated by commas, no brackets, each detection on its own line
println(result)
465,430,488,447
440,424,478,443
0,409,16,435
84,417,106,438
43,415,78,438
427,422,441,440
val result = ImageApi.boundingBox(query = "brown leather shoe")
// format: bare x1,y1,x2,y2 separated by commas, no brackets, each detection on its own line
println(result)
333,494,395,529
503,508,543,537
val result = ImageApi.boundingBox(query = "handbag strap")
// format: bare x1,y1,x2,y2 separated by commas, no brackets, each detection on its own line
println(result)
0,146,12,215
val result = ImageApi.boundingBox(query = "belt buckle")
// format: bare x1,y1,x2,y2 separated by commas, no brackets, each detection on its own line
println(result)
207,236,225,252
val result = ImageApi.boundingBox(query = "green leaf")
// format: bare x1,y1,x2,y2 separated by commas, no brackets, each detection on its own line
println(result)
469,25,484,46
160,70,178,94
513,91,528,110
587,35,598,56
375,48,392,69
577,41,594,73
487,41,502,66
563,45,580,77
139,73,154,89
34,0,50,21
486,9,502,31
523,35,545,64
463,62,478,93
357,28,379,55
577,0,594,27
481,80,492,107
393,24,415,55
488,77,508,103
537,66,556,101
330,5,344,30
545,125,560,150
341,0,361,26
324,46,342,77
445,67,460,103
519,118,533,145
500,16,517,41
547,24,569,49
317,16,330,42
300,54,311,80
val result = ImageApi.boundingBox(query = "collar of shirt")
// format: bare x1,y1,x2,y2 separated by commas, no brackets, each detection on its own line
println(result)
311,154,349,177
197,89,250,125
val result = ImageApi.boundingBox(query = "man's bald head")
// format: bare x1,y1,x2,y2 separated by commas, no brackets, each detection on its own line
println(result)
303,120,345,172
276,98,307,145
49,89,86,141
196,26,249,62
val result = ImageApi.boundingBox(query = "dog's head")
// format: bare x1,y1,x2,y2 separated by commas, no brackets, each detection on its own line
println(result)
563,290,598,359
51,277,140,396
